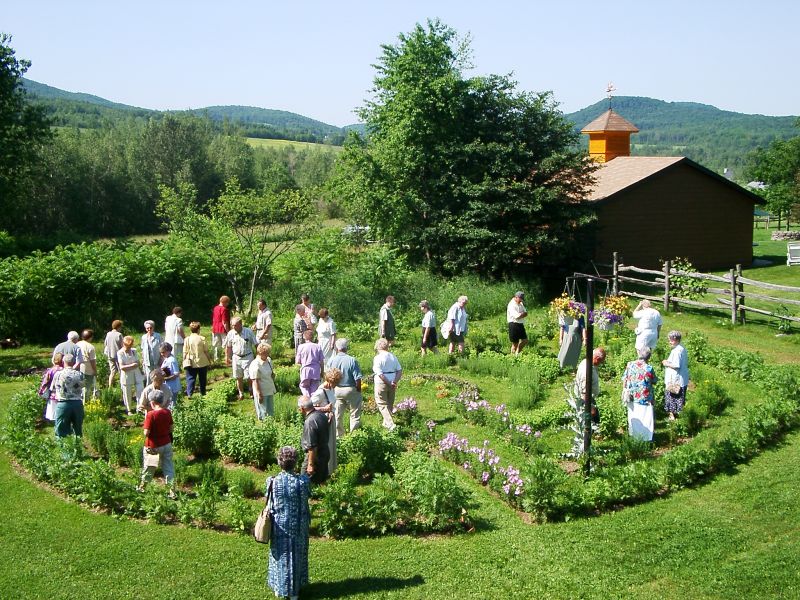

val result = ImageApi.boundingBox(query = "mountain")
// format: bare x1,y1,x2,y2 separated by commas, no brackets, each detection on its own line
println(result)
21,78,350,144
21,79,798,168
565,96,798,175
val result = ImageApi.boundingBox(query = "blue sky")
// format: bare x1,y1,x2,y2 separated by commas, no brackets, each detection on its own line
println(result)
2,0,798,126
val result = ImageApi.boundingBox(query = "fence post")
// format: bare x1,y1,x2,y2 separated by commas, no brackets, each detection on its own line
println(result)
612,252,619,296
736,264,746,324
729,268,738,325
663,260,671,312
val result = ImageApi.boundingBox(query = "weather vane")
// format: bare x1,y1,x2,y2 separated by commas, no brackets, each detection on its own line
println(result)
606,82,616,111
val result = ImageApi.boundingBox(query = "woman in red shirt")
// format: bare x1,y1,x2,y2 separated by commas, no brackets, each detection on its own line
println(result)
137,389,175,495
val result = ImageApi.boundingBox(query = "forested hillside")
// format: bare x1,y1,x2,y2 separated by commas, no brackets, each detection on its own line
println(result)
22,78,347,144
566,96,798,175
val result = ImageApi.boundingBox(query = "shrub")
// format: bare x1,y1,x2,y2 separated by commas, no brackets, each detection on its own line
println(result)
2,388,42,449
338,426,405,477
273,366,300,394
520,456,568,523
106,429,130,467
224,488,259,534
84,419,112,458
173,394,229,457
225,467,259,498
394,452,474,531
213,414,278,468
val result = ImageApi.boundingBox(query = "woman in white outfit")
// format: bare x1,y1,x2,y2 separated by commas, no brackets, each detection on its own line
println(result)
632,299,662,352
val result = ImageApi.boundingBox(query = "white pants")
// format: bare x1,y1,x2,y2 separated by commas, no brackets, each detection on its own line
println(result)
334,386,363,437
373,378,396,431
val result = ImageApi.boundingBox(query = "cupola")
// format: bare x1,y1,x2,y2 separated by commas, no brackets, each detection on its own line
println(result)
581,109,639,163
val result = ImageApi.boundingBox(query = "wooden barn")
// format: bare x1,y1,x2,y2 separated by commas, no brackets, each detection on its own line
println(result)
581,110,764,270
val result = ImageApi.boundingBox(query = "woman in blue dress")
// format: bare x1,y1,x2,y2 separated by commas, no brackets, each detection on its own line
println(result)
266,446,311,600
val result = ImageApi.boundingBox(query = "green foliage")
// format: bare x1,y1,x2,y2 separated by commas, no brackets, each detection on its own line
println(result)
669,257,707,300
0,35,53,223
173,394,229,457
331,20,596,275
0,237,229,342
213,415,277,468
337,426,405,477
224,467,259,498
394,452,474,531
223,488,258,534
105,429,130,467
84,420,112,459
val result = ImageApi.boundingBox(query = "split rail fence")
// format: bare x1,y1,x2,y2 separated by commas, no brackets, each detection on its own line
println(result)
608,252,800,326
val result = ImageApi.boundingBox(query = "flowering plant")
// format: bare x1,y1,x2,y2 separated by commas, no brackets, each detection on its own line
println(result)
589,295,630,327
392,397,421,429
549,293,585,320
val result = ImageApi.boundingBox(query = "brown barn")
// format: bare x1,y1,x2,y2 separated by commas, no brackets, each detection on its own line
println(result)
582,110,764,270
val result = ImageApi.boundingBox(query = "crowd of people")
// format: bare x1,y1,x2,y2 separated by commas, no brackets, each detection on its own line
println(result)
36,290,692,600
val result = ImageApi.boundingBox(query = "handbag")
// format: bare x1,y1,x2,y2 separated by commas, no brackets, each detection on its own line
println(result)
254,477,274,544
440,320,452,340
666,382,682,395
143,448,160,469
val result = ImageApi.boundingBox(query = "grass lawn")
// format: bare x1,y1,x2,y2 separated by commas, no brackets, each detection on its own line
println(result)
246,138,342,152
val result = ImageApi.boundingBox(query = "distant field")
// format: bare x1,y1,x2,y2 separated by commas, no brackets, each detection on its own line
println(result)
246,138,342,152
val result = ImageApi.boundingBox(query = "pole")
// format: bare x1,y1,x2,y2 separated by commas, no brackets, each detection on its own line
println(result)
663,259,671,313
612,252,619,296
583,278,595,477
736,264,746,324
729,268,738,325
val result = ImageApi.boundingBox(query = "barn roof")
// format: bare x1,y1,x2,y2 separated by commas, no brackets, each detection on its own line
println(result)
586,156,765,205
580,109,639,133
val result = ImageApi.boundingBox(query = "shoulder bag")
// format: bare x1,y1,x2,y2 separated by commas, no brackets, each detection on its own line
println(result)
254,477,274,544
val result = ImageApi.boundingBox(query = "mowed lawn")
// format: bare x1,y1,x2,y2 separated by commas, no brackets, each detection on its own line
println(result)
1,400,799,599
246,137,342,152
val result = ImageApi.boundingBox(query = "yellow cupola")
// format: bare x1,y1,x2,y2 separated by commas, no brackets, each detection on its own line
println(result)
581,109,639,163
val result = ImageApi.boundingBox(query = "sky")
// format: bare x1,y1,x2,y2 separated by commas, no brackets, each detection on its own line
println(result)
2,0,798,127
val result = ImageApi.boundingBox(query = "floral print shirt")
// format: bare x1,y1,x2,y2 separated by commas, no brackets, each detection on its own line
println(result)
622,359,657,405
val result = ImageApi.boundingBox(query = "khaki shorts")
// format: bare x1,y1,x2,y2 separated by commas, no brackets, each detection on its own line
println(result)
232,355,253,379
107,358,120,374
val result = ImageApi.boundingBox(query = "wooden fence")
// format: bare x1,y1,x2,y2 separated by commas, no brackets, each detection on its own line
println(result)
609,252,800,325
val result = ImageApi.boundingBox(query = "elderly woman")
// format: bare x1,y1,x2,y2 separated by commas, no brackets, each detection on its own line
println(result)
295,329,324,397
315,308,337,365
266,446,310,600
446,295,469,354
249,342,277,420
118,335,144,415
662,330,690,420
632,300,662,352
159,342,181,403
622,347,657,441
137,389,175,496
372,337,402,431
183,321,211,397
310,368,340,474
39,352,63,422
137,369,173,413
140,320,162,383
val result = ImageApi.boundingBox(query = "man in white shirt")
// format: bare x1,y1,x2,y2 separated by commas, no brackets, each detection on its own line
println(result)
225,317,258,400
76,329,98,402
253,299,273,344
164,307,186,365
506,291,529,355
574,347,606,424
446,296,469,354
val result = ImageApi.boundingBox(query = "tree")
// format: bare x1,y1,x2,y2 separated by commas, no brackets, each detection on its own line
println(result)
746,124,800,229
330,20,596,275
0,33,53,224
158,178,313,314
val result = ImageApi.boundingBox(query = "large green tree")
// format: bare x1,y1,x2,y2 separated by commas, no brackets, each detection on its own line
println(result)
331,20,596,275
746,123,800,228
0,33,52,224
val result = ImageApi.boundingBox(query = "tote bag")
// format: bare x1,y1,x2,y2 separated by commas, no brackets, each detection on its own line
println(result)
253,478,274,544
